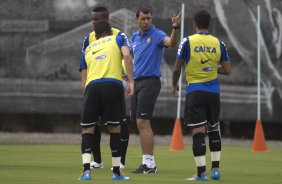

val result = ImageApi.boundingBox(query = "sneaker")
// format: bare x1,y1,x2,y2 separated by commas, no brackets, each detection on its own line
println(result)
132,164,158,174
90,161,103,169
78,170,92,180
186,173,208,181
112,173,130,180
211,168,220,180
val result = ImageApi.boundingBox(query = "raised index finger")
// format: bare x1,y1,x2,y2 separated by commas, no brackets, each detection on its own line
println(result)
177,12,182,18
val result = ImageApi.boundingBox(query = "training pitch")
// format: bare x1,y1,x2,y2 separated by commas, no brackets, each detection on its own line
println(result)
0,144,281,184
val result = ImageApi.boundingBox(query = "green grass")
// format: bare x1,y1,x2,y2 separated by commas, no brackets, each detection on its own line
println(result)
0,144,281,184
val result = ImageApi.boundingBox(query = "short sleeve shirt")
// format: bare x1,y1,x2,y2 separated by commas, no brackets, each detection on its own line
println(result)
131,26,167,79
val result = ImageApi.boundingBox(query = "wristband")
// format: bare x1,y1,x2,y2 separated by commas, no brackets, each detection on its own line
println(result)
172,26,179,29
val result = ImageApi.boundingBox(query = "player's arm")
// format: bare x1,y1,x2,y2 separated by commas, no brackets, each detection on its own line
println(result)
121,46,134,99
163,12,181,48
172,58,184,97
218,39,231,75
78,35,90,93
79,51,87,93
118,31,130,81
81,35,90,52
172,37,188,97
218,61,231,75
80,70,87,93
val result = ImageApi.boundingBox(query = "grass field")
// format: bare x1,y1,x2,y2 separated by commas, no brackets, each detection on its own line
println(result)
0,144,281,184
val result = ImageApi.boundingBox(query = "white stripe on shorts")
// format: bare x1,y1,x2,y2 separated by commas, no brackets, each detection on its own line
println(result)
207,121,219,128
186,120,207,127
105,121,120,125
80,122,97,126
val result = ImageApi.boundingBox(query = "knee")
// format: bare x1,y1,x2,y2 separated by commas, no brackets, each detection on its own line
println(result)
108,125,120,134
136,119,150,131
82,126,95,134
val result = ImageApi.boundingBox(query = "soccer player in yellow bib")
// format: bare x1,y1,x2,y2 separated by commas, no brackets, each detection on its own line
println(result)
80,6,130,172
78,21,133,180
173,10,231,181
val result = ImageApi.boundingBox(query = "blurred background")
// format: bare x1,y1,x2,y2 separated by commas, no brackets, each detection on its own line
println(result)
0,0,281,140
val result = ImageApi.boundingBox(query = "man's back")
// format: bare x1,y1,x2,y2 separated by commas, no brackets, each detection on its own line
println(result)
176,33,229,94
187,33,221,83
83,35,123,87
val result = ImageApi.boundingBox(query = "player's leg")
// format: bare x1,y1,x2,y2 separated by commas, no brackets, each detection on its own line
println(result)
102,82,129,180
206,92,221,180
110,119,128,172
80,126,95,180
132,78,160,174
120,118,129,169
207,126,221,180
108,124,129,180
136,118,155,167
184,91,208,181
79,84,99,180
190,126,207,180
90,123,103,169
120,96,129,169
108,125,121,174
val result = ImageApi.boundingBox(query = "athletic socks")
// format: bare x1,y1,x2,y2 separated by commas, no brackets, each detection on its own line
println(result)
120,121,129,165
110,133,122,175
208,130,221,169
192,132,206,177
142,154,156,168
81,133,94,172
93,126,102,164
93,123,129,166
192,131,221,177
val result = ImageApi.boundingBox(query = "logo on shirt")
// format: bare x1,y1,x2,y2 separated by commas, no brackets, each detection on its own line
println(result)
200,58,212,64
146,37,152,44
203,66,213,72
95,55,107,60
92,49,103,55
194,46,216,53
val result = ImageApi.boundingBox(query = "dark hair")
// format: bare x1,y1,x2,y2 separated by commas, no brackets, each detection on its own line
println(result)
193,10,211,29
136,6,152,18
94,21,113,39
92,6,109,18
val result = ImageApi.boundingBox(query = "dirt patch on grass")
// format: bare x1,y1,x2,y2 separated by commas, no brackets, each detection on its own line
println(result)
1,132,282,147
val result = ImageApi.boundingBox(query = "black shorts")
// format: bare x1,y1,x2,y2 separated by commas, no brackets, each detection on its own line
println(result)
184,91,220,129
80,82,124,128
130,77,161,121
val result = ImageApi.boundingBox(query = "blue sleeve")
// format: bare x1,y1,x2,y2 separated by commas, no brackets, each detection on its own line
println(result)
156,29,167,47
116,35,125,49
218,38,230,62
79,35,89,72
117,31,130,48
130,34,135,53
176,37,190,64
82,35,90,52
79,51,87,72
